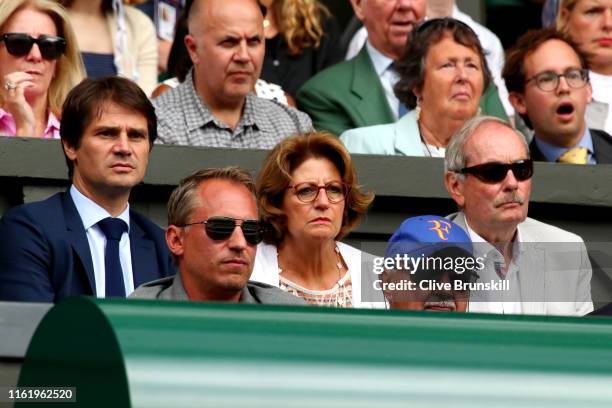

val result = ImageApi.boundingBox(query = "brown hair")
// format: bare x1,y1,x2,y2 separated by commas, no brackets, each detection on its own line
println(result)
394,17,492,109
502,28,589,128
270,0,331,56
257,132,374,245
168,167,256,228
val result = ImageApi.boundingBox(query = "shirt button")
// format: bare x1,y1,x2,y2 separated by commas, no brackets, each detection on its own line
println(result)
273,59,280,67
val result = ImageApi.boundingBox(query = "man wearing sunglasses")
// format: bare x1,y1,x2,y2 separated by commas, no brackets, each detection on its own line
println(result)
444,115,593,316
131,167,305,304
0,77,175,302
504,28,612,164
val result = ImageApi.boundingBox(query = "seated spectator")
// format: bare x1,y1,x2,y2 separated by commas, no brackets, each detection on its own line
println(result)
443,116,593,316
151,5,292,106
250,132,384,308
345,0,514,119
61,0,158,96
382,215,477,312
297,0,427,136
341,18,490,157
259,0,341,98
558,0,612,137
297,1,507,137
0,77,175,302
152,0,311,148
131,167,306,305
0,0,83,138
504,28,612,164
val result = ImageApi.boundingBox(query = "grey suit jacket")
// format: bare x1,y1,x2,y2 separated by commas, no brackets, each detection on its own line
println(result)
130,273,307,305
448,212,593,316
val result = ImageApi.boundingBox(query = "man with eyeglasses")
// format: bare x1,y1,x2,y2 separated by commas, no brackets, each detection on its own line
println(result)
130,167,306,304
443,115,593,316
504,28,612,164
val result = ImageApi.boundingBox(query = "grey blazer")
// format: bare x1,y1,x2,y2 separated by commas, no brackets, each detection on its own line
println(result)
448,212,593,316
130,273,307,305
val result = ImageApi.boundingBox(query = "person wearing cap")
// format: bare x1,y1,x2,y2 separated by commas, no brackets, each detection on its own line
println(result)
381,215,481,312
443,115,593,316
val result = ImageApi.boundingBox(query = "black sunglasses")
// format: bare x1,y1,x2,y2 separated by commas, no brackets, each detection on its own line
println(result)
0,33,66,60
458,160,534,183
181,216,264,245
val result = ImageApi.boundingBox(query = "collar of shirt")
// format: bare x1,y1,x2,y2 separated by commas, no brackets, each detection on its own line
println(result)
182,69,271,134
0,108,60,139
534,127,595,164
366,40,396,77
464,216,524,265
70,185,130,232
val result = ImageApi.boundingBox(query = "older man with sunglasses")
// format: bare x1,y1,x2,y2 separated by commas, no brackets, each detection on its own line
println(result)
443,115,593,316
131,167,306,305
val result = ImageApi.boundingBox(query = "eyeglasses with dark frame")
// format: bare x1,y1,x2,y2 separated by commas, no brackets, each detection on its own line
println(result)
180,216,264,245
525,69,589,92
0,33,66,60
457,160,534,183
288,181,349,204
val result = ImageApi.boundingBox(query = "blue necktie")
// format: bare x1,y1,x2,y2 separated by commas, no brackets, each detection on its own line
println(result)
390,61,409,118
97,217,128,297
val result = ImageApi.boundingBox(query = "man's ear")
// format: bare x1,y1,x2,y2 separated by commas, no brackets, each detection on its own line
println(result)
184,34,199,65
166,225,185,258
350,0,365,21
508,92,527,116
62,139,77,162
444,171,465,208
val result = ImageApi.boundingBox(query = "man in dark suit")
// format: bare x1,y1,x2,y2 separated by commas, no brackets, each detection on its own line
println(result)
0,77,175,302
504,28,612,164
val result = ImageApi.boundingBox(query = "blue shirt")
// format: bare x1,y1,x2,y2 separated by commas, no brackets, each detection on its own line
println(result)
534,127,596,164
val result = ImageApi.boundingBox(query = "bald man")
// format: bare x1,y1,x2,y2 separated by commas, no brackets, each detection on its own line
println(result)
153,0,311,147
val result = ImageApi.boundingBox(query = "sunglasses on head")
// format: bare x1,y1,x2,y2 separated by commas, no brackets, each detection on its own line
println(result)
181,216,264,245
458,160,534,183
0,33,66,60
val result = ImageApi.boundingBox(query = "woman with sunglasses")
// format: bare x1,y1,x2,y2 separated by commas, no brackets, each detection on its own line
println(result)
60,0,157,96
341,18,493,158
557,0,612,136
251,132,384,308
0,0,83,138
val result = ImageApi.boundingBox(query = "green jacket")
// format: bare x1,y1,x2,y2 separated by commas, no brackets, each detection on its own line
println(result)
297,45,507,137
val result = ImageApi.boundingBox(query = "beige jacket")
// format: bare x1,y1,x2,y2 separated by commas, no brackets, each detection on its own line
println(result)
106,6,158,95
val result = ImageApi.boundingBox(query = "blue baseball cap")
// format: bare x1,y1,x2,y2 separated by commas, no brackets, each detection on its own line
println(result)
385,215,473,260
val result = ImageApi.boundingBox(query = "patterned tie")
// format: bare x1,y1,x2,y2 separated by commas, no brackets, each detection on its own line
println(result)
558,147,589,164
97,217,128,297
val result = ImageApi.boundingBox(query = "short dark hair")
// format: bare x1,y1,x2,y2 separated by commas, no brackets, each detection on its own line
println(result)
394,17,492,109
60,77,158,179
502,28,590,128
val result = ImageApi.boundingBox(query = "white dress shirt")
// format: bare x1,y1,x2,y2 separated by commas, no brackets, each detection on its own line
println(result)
366,41,401,120
464,218,524,315
70,185,134,297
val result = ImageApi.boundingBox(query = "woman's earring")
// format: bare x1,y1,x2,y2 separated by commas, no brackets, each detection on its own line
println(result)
415,98,422,122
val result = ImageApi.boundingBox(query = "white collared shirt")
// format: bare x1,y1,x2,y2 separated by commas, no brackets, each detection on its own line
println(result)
365,41,400,120
70,185,134,297
464,218,524,315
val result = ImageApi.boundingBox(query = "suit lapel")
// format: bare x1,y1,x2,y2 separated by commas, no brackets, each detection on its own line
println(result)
62,191,96,295
129,216,159,287
350,46,395,126
529,139,547,161
591,129,612,164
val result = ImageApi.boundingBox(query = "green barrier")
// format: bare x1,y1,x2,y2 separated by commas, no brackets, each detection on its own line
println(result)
17,297,612,407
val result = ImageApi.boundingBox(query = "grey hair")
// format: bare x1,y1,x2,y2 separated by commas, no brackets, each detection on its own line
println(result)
444,116,529,176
